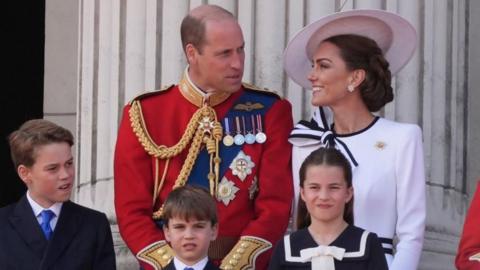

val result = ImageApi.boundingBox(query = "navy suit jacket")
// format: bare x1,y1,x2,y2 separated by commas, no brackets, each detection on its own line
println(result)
164,259,219,270
0,195,116,270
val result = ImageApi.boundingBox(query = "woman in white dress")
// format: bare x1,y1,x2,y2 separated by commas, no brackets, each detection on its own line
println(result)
284,9,426,270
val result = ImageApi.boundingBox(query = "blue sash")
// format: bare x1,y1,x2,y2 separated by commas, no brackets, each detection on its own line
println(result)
188,90,277,188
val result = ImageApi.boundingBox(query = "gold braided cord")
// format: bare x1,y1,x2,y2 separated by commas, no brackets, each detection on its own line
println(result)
129,100,223,219
152,158,170,205
212,123,223,196
152,157,160,205
172,127,204,189
129,100,203,159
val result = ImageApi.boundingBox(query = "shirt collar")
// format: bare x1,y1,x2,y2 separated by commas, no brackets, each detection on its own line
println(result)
180,66,232,107
173,256,208,270
185,66,209,99
26,190,63,218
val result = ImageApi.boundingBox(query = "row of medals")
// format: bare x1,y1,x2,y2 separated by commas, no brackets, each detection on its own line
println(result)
222,114,266,146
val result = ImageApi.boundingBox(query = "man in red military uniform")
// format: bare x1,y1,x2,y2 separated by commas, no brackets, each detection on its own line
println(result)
114,4,293,270
456,180,480,270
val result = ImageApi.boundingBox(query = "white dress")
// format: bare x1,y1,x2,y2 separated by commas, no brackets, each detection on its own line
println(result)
289,107,426,270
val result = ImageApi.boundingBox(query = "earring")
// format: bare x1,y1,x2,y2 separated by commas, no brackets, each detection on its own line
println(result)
347,85,354,92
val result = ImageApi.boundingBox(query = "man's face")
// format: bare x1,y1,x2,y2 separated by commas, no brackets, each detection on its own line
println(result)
188,18,245,94
164,217,218,265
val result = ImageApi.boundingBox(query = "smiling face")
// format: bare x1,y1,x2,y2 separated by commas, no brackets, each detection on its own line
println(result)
308,41,357,107
164,217,218,265
18,142,74,208
300,164,353,225
187,18,245,94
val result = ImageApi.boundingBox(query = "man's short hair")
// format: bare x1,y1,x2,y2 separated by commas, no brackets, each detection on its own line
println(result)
162,185,218,226
180,5,235,53
8,119,74,168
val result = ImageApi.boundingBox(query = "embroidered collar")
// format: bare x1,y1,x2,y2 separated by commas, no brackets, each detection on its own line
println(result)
179,66,231,107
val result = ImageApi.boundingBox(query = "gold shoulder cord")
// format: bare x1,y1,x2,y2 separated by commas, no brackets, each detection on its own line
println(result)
129,100,223,219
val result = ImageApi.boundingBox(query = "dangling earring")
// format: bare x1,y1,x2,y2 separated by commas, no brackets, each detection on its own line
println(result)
347,85,354,92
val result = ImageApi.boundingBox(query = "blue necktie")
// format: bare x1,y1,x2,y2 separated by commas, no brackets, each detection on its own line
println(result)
40,210,55,240
184,268,194,270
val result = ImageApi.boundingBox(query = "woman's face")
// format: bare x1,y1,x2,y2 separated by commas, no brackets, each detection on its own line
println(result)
308,41,355,107
300,164,353,225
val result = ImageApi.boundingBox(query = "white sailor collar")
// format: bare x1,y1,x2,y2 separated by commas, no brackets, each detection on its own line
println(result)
284,226,372,264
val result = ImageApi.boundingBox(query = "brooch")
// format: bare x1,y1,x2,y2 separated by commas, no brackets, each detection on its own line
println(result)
374,141,386,150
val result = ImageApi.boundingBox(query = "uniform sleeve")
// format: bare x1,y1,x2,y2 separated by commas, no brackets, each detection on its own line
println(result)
367,233,389,270
221,99,294,269
93,213,116,270
455,181,480,270
391,125,426,270
114,105,172,270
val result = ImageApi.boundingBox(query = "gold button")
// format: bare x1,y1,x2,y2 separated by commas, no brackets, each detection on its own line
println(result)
241,242,250,248
157,248,165,255
237,248,245,254
233,254,241,259
162,254,170,260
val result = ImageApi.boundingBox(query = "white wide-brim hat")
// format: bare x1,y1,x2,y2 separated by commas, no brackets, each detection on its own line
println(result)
284,9,417,89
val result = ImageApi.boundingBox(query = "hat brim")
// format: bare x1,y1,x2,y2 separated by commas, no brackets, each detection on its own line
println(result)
284,9,417,89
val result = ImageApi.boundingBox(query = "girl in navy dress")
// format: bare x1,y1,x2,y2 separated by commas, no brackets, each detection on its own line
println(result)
268,147,387,270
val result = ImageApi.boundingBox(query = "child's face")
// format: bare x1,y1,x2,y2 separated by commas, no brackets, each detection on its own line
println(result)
18,142,74,208
164,217,218,266
300,164,352,224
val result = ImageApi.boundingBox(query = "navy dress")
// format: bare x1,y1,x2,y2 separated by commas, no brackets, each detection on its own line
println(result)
268,225,388,270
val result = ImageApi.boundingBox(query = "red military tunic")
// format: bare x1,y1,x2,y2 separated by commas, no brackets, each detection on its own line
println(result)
456,180,480,270
114,73,293,270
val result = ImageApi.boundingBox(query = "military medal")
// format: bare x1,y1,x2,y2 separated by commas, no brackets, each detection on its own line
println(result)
230,150,255,181
244,116,256,144
245,133,256,144
223,118,234,146
234,116,245,145
255,114,267,144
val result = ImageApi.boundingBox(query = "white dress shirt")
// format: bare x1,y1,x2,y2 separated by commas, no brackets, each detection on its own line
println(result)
26,191,63,230
173,256,208,270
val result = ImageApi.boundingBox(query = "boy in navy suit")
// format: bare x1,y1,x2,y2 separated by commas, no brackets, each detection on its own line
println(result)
161,186,219,270
0,119,116,270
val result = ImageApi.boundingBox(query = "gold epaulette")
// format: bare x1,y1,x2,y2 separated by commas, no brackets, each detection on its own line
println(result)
242,82,281,99
136,240,174,270
128,85,175,105
220,236,272,270
470,252,480,262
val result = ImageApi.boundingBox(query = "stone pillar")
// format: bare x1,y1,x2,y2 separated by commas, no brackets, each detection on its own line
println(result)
43,0,79,155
